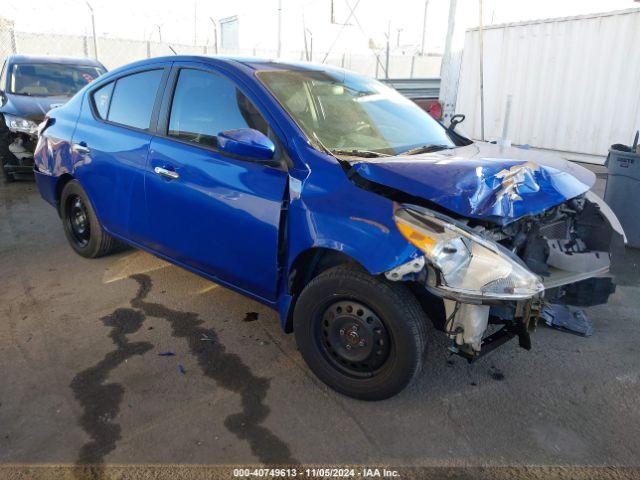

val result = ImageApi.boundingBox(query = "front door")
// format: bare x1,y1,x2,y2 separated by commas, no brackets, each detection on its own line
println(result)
144,65,288,301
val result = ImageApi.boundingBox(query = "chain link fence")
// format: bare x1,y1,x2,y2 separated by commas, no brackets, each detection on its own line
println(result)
0,17,441,78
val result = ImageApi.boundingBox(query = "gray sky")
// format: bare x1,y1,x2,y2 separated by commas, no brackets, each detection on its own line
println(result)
3,0,638,54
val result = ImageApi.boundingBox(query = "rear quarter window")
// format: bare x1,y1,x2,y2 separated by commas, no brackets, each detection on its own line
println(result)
92,81,114,119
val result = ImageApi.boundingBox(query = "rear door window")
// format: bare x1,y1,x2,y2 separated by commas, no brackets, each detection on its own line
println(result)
107,69,163,130
167,68,269,148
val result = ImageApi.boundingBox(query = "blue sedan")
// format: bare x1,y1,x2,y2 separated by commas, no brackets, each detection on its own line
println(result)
34,56,623,399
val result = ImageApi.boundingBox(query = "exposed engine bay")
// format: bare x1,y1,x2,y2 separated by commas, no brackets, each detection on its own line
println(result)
386,191,624,361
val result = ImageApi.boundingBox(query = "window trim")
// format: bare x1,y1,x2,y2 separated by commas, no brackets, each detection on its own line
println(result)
157,65,288,169
88,66,169,134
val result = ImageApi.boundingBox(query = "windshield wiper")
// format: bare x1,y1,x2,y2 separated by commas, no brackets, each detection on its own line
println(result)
400,144,452,156
330,149,392,158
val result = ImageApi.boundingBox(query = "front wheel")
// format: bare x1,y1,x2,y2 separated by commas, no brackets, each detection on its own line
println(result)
60,179,120,258
293,265,428,400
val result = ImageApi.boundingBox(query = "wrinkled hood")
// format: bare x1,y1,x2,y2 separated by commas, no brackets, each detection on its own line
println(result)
351,143,595,225
1,93,69,122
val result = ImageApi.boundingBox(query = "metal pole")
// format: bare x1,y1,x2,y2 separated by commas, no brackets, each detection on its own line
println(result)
479,0,485,141
302,21,309,60
157,24,162,43
420,0,429,56
193,1,197,45
385,22,390,79
277,0,282,58
86,1,98,60
209,17,218,53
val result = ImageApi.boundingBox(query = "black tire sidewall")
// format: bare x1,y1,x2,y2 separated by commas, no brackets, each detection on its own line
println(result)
294,268,425,400
60,180,106,258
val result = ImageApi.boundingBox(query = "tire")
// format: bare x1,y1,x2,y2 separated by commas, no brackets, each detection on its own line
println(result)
293,265,428,400
2,166,15,182
59,179,119,258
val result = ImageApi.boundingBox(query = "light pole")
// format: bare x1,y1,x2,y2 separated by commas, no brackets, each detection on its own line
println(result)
420,0,429,56
385,21,390,79
85,1,98,60
277,0,282,58
156,24,163,43
209,17,218,54
193,1,197,45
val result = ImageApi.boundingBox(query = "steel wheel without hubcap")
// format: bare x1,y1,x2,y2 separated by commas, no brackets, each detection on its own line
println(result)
66,194,91,248
317,299,391,378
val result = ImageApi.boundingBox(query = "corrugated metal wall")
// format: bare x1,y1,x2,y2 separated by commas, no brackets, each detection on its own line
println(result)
455,8,640,162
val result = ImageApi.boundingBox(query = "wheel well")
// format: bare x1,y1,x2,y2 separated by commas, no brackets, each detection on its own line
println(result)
55,174,74,214
283,248,363,332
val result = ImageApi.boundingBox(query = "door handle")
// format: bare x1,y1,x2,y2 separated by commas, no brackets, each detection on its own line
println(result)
154,166,179,180
72,143,90,154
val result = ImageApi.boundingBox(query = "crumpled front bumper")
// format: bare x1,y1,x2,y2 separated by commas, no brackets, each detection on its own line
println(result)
385,190,624,360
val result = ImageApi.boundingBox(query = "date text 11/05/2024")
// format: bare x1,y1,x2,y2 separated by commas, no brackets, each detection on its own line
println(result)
233,468,400,477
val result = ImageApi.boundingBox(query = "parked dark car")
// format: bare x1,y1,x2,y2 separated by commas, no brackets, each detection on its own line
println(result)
34,56,625,400
0,55,106,181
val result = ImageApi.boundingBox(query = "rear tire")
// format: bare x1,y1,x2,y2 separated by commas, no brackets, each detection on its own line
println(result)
293,265,428,400
60,179,119,258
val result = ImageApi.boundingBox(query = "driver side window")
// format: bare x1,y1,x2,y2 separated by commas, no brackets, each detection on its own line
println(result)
167,68,269,149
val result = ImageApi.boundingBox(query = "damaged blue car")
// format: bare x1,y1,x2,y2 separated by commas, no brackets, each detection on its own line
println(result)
34,56,626,399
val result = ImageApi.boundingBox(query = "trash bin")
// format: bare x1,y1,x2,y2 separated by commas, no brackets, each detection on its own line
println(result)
604,148,640,248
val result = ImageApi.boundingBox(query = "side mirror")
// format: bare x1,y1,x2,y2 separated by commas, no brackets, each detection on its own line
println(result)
217,128,276,162
449,114,465,130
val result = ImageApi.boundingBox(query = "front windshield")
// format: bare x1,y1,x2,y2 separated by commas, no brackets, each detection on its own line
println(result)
257,69,456,156
9,63,105,97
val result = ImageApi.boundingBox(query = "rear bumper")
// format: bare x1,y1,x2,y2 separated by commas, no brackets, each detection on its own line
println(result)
4,164,35,175
33,166,59,209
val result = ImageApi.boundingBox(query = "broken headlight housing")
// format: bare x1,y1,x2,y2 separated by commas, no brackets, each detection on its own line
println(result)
394,207,545,300
4,114,39,135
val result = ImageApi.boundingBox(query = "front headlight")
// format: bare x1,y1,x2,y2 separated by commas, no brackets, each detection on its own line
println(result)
4,114,39,135
394,207,544,300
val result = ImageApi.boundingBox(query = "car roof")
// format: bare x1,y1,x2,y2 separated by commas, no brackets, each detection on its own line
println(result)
107,55,345,74
6,54,105,68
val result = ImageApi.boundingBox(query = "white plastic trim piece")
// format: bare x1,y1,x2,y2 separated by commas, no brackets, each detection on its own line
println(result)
385,256,425,281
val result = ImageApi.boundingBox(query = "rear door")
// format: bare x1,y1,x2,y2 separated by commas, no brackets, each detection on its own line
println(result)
143,63,288,301
71,66,169,241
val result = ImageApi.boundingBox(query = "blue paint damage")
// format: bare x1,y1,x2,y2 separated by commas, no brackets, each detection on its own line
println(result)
351,143,595,225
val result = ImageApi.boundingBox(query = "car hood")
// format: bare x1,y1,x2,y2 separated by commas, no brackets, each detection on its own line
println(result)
2,94,70,122
350,143,596,225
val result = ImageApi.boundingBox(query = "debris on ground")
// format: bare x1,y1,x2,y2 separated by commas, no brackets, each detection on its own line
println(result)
244,312,259,322
158,352,175,357
541,304,594,337
200,333,214,342
178,365,186,375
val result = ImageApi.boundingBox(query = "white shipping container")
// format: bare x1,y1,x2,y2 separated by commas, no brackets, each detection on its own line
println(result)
455,8,640,164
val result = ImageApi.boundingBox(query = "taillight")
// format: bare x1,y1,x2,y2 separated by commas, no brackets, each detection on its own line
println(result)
427,101,443,121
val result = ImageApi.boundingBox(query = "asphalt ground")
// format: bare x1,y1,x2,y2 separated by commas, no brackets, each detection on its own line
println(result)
1,171,639,479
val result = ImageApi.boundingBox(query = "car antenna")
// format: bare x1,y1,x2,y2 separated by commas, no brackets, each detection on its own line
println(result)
168,45,178,55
